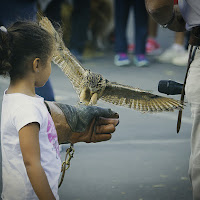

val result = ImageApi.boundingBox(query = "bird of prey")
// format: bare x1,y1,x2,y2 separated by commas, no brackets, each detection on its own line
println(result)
39,16,183,113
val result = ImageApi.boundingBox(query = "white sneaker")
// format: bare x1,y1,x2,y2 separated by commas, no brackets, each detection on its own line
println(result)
157,44,187,63
172,51,189,66
114,53,131,67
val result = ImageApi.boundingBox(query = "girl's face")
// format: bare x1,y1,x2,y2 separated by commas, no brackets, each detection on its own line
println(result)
35,54,52,87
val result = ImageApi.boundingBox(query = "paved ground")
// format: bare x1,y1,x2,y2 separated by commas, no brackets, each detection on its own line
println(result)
0,26,193,200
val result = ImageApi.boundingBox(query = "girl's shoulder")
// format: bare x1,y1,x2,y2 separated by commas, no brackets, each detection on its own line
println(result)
2,92,48,132
3,92,47,119
3,91,43,108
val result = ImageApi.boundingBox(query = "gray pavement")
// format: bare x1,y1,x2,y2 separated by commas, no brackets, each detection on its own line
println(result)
0,27,193,200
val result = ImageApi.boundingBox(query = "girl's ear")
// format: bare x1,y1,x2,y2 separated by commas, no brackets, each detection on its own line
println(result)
32,58,41,73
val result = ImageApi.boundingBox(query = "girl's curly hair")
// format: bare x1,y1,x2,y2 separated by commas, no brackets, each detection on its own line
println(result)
0,21,54,80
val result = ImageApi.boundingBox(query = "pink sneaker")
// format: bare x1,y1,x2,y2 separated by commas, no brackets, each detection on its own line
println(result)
146,38,162,55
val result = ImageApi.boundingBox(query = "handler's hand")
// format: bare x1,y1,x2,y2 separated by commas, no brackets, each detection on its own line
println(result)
45,101,119,144
70,116,119,144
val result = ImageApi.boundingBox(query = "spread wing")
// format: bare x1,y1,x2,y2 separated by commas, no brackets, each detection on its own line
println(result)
101,82,183,112
39,16,85,94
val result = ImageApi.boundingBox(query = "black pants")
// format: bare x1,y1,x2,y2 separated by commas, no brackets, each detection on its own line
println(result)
69,0,90,54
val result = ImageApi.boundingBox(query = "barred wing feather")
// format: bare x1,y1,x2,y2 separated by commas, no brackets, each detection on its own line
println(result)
52,53,85,94
101,82,183,112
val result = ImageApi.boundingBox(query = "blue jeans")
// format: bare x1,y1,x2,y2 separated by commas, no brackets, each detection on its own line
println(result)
114,0,148,55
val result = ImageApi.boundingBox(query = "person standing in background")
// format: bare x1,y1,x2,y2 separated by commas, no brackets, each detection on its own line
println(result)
114,0,149,67
68,0,91,62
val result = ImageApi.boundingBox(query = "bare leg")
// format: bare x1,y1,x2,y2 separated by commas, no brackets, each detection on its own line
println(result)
148,15,158,39
146,14,161,55
174,32,185,46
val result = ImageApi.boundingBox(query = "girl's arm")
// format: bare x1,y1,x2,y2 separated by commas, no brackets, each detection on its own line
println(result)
19,122,56,200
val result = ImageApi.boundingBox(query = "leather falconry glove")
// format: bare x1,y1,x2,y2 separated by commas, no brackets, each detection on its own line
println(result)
45,101,119,144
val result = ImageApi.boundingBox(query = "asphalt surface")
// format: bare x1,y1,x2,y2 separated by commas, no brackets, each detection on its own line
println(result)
0,27,193,200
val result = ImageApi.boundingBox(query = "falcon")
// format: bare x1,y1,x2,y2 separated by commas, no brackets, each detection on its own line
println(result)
39,16,183,113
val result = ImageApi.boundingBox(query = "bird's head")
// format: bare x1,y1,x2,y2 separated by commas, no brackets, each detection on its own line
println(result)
86,72,106,92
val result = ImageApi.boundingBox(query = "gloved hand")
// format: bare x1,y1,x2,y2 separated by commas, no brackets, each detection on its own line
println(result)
45,101,119,144
55,103,119,132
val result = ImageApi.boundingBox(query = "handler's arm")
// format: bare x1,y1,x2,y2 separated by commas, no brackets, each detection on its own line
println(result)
145,0,186,32
45,101,119,144
19,123,56,200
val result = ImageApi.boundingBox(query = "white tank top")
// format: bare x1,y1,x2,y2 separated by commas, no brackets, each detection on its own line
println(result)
178,0,200,30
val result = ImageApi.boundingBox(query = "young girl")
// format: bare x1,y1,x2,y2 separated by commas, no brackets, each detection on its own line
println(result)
0,21,60,199
0,20,119,200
